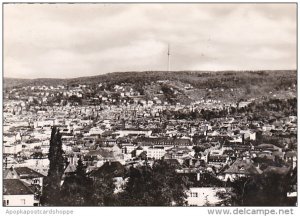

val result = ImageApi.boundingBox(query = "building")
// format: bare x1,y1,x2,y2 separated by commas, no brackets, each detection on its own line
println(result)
147,146,166,159
221,158,262,182
186,187,229,206
165,146,192,160
89,161,126,194
3,142,23,155
3,179,37,206
115,129,152,138
136,137,192,146
4,167,45,190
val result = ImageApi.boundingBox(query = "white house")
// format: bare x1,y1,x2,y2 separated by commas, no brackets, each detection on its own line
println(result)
147,146,166,159
186,187,229,206
240,130,256,140
115,129,152,138
4,142,23,155
3,179,36,206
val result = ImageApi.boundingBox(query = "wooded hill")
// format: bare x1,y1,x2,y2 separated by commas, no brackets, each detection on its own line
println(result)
4,70,297,103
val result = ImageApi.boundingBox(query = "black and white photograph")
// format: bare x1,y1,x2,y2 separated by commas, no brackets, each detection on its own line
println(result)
1,1,298,211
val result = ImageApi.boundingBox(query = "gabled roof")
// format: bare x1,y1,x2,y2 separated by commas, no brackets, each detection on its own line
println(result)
89,161,125,178
14,167,45,178
64,163,76,174
166,146,191,153
163,159,181,168
224,159,261,175
4,179,34,195
179,172,225,187
85,149,115,159
3,168,18,179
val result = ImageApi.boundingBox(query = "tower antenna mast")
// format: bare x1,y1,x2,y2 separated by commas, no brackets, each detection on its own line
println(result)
167,44,171,72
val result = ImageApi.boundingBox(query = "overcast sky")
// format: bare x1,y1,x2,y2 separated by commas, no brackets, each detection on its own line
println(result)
4,3,297,79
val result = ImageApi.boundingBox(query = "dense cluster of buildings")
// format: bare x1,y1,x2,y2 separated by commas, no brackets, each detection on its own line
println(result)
3,82,297,206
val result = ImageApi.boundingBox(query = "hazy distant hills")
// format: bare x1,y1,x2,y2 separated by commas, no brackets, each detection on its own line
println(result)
5,70,296,87
4,78,65,88
4,70,297,103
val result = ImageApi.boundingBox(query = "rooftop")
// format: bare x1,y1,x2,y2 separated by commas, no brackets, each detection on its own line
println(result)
224,158,262,175
4,179,34,195
14,167,45,178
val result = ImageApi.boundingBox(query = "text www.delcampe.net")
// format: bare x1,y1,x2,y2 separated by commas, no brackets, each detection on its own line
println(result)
207,208,295,216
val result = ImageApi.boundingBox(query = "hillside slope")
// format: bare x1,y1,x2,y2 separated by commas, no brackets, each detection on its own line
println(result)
4,70,297,103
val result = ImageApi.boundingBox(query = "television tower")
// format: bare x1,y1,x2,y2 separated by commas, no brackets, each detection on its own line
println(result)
167,44,171,72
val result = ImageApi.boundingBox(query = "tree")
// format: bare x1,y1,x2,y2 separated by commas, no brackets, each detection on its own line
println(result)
60,158,94,206
229,177,256,206
251,171,292,206
68,95,82,105
91,174,117,206
228,171,293,206
60,159,123,206
75,158,85,177
192,146,206,158
41,126,65,206
119,160,189,206
31,151,44,159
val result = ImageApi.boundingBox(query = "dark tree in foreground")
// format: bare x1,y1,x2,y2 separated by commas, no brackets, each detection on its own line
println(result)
41,126,65,206
75,158,85,177
228,170,295,206
250,171,293,206
60,159,117,206
60,158,94,206
119,160,189,206
91,174,117,206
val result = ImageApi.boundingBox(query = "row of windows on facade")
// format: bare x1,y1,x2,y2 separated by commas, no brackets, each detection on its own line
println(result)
190,192,198,197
